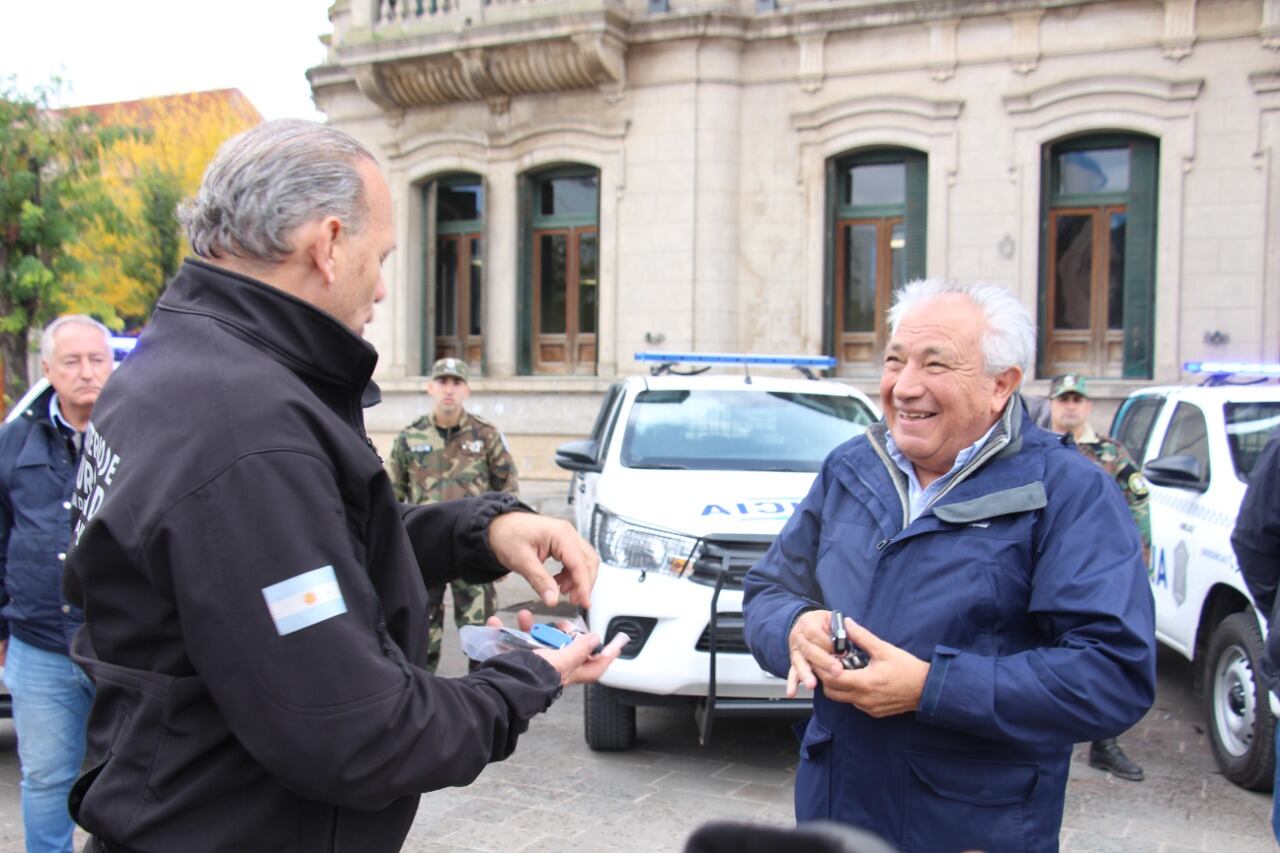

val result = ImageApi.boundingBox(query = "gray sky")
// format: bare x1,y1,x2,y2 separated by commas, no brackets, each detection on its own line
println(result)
2,0,332,120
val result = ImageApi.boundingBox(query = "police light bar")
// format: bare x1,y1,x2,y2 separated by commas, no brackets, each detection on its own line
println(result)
1184,361,1280,377
110,336,138,362
635,351,837,368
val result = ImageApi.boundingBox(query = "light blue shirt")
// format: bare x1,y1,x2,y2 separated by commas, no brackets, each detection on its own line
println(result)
885,419,1001,523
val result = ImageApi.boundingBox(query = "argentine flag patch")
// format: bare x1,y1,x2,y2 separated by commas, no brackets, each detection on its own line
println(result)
262,566,347,636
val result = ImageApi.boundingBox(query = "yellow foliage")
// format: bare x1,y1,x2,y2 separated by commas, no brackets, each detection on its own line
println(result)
66,89,261,327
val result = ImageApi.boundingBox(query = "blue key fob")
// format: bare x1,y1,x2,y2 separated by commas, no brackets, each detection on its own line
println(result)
531,623,574,649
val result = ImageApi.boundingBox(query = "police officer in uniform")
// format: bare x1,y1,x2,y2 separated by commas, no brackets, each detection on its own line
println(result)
390,357,518,671
1050,372,1151,782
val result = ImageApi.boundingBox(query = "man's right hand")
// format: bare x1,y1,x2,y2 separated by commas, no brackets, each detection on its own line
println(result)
487,512,599,609
785,609,843,697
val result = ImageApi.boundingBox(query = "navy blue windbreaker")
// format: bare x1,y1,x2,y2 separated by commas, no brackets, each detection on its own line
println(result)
0,384,83,653
743,400,1156,853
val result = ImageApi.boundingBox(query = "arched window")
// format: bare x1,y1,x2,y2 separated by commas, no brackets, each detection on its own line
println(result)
1039,133,1158,378
519,165,599,375
826,148,927,369
423,173,484,370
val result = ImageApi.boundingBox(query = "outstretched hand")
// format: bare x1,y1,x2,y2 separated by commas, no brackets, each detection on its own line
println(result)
487,513,599,609
485,610,629,686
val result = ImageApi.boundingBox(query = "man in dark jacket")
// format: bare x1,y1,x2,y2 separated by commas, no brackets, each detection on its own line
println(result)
63,120,613,853
0,315,114,853
743,279,1156,853
1232,428,1280,841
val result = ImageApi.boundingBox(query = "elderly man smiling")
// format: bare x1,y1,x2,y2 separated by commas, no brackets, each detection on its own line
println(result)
743,279,1155,853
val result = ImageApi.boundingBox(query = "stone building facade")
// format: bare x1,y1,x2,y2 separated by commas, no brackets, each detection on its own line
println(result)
309,0,1280,479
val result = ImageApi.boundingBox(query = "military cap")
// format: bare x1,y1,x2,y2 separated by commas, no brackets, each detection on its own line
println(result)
1049,373,1089,399
430,357,468,383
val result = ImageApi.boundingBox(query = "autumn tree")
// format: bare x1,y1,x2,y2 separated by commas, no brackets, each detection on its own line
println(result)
0,78,130,406
65,90,261,327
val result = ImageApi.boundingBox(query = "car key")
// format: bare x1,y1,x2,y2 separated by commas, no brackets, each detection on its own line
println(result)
830,609,869,670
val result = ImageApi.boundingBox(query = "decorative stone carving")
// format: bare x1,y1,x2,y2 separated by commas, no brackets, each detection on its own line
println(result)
1263,0,1280,51
927,19,959,82
1008,10,1043,75
1161,0,1196,62
353,31,626,109
795,32,827,94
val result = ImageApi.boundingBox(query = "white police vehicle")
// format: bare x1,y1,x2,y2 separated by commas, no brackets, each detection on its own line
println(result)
555,352,879,750
1111,362,1280,790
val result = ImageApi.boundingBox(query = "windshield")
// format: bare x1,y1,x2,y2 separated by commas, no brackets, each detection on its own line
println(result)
620,389,876,472
1225,402,1280,481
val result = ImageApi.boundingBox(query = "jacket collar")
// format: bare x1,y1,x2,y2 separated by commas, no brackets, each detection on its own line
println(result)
18,383,58,427
157,258,379,393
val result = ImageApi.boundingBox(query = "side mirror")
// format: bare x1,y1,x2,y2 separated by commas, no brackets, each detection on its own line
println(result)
555,439,602,473
1143,455,1207,492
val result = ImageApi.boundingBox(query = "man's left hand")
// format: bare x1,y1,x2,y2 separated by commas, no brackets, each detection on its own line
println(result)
487,513,599,609
818,617,930,718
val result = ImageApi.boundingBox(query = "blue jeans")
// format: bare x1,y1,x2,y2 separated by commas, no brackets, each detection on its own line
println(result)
1274,727,1280,842
3,636,95,853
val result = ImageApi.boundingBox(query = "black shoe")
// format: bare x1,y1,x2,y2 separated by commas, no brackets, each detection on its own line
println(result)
1089,737,1144,781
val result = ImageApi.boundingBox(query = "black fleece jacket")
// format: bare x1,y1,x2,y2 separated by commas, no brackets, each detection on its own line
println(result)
64,258,562,853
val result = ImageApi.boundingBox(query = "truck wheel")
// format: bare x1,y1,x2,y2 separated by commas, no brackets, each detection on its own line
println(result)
584,683,636,751
1205,612,1276,791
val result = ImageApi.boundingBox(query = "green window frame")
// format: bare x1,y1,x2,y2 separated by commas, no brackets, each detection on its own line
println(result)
1037,133,1158,379
421,173,485,373
823,148,927,369
517,165,600,376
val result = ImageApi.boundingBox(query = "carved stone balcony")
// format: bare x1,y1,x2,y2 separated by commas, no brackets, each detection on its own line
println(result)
325,0,630,111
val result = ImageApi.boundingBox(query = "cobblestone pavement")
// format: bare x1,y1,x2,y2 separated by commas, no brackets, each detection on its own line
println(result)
0,484,1271,851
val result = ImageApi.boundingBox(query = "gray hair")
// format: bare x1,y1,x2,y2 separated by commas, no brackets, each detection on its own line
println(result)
176,119,376,264
887,279,1036,380
41,315,113,363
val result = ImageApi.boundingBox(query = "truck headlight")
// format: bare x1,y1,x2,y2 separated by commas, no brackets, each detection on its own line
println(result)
591,507,701,577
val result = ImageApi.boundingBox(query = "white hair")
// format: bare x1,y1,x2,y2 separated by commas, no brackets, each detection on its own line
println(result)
177,119,376,264
41,315,112,363
887,279,1036,379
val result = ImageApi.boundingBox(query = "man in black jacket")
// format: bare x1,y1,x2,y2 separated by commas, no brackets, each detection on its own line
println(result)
64,120,612,853
1233,427,1280,841
1,315,113,853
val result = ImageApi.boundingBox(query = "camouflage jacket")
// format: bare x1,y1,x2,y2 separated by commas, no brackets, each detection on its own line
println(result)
389,410,518,505
1073,425,1152,557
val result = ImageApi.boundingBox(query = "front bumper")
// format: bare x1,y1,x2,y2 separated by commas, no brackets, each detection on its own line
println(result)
587,564,810,701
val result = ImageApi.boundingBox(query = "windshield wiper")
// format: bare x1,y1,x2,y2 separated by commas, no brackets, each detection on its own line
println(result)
632,462,689,470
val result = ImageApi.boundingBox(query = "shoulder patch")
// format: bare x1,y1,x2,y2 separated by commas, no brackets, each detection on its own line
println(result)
262,566,347,636
1128,471,1149,497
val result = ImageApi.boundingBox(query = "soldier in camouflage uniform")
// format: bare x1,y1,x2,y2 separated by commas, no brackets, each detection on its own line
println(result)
1050,372,1151,783
389,358,519,672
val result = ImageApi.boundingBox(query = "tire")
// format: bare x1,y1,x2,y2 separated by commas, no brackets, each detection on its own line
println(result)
1204,611,1277,791
584,683,636,751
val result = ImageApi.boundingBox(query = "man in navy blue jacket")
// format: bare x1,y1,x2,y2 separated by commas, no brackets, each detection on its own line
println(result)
1233,428,1280,840
743,279,1156,853
0,315,114,853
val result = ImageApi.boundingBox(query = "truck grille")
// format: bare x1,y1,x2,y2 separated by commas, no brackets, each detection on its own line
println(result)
688,537,773,590
695,612,750,654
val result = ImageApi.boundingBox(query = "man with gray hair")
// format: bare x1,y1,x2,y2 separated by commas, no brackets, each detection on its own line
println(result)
744,279,1155,852
62,120,619,853
0,315,113,853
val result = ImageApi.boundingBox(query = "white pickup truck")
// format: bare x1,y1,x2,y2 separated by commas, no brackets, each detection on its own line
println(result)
1110,363,1280,790
555,353,879,750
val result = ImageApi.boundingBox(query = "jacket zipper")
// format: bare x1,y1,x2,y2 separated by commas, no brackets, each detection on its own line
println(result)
867,435,909,550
